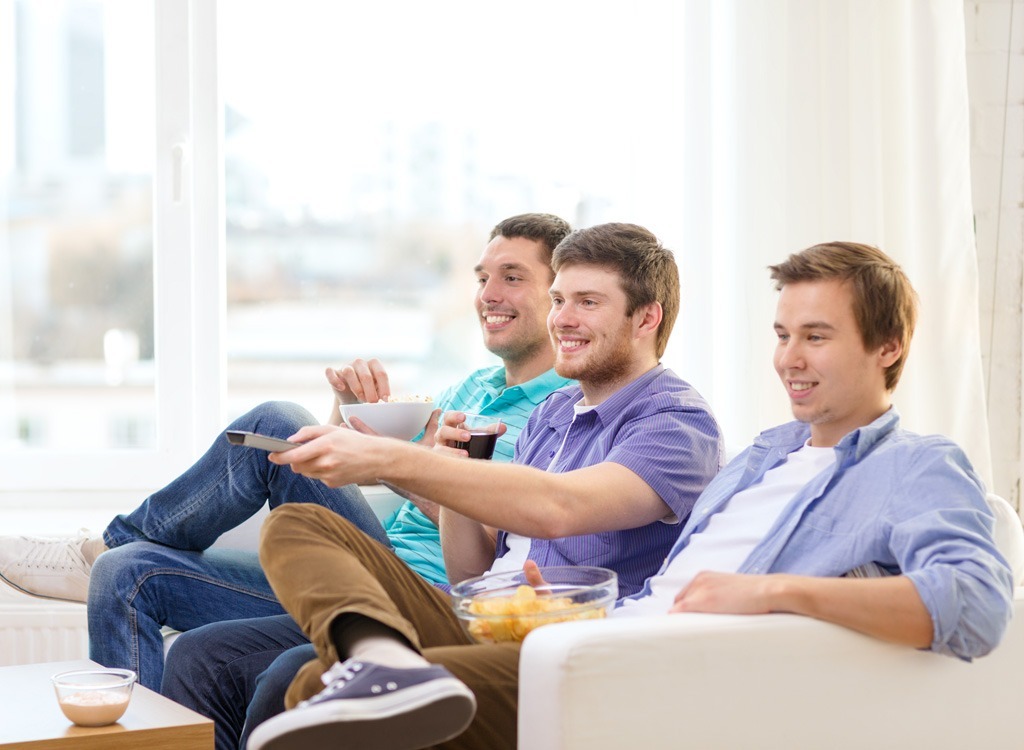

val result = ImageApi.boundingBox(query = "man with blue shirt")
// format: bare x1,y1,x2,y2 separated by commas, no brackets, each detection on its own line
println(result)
245,222,725,750
249,240,1011,750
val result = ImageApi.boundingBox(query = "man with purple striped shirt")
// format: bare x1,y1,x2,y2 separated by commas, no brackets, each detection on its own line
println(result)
246,222,723,750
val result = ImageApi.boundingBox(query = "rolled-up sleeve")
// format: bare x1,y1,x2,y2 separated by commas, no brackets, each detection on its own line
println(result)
890,443,1014,660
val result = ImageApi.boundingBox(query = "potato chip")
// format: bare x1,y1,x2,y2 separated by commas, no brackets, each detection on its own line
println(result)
464,584,607,643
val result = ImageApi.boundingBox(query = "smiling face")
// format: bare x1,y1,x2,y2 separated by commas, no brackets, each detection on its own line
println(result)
773,279,901,447
548,264,660,403
474,235,555,380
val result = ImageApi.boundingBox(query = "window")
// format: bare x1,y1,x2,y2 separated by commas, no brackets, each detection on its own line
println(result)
0,0,205,495
3,1,155,454
1,0,685,499
218,0,687,418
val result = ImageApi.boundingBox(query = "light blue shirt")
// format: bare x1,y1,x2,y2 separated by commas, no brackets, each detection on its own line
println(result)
621,408,1014,660
383,365,573,585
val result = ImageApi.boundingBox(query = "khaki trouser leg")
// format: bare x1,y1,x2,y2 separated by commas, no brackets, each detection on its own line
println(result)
258,504,469,700
426,642,520,750
259,503,520,748
285,641,521,750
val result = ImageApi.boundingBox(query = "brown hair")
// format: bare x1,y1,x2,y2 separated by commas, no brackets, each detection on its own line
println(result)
768,241,918,391
489,213,572,267
552,223,679,358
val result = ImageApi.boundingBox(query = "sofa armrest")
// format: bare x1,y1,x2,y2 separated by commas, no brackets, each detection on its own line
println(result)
518,588,1024,750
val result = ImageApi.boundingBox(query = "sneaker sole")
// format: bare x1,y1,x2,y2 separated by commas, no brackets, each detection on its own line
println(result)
0,572,87,604
247,677,476,750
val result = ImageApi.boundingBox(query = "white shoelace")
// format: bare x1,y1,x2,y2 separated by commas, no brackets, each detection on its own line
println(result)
15,533,89,571
297,659,365,707
321,659,361,686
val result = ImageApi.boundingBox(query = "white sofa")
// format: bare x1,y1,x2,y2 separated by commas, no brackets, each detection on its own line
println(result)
517,494,1024,750
519,590,1024,749
180,490,1024,749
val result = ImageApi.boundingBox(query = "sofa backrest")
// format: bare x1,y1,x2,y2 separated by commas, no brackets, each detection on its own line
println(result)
987,493,1024,587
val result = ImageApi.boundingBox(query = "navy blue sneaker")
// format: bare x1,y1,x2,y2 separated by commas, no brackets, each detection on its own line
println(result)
246,659,477,750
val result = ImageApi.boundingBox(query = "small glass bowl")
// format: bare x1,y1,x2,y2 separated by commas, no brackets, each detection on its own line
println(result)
51,668,137,727
451,565,618,644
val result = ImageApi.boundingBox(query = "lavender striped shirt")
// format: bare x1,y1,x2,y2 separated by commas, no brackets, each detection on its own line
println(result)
495,365,724,598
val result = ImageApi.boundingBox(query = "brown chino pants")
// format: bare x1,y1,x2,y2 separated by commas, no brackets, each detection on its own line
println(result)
259,503,521,750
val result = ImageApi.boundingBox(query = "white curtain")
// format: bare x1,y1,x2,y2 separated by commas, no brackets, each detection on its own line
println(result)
664,0,992,484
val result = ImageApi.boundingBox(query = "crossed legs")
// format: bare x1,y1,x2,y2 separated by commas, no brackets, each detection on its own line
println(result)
250,504,520,750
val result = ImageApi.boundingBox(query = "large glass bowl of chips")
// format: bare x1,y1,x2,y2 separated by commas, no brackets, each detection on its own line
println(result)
451,566,618,644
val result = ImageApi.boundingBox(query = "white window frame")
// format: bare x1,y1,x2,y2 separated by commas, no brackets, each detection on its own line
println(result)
0,0,225,499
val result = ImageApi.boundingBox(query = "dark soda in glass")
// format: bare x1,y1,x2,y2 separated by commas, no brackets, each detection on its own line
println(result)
454,431,499,460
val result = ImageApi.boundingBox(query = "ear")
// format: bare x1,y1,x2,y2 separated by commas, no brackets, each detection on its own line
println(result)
633,302,663,342
877,337,902,368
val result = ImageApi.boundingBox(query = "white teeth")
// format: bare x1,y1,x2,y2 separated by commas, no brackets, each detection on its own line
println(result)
485,315,512,324
791,382,815,391
561,340,585,349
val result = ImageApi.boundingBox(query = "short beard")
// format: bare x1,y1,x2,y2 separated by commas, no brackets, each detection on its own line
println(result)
556,336,633,388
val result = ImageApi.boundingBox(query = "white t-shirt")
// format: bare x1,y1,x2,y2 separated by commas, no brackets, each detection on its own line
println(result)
613,441,836,618
486,401,595,575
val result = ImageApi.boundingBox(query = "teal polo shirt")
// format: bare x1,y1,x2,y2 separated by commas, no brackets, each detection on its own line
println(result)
382,366,573,585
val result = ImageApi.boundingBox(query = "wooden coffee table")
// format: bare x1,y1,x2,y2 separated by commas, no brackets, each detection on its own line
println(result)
0,659,213,749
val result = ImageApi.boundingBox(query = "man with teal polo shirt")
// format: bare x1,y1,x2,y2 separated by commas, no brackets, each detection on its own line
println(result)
357,348,572,586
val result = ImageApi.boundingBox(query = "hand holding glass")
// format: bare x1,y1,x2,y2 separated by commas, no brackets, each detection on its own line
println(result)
452,414,502,460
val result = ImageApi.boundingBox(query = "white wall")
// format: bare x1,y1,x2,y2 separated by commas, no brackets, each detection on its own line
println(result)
965,0,1024,507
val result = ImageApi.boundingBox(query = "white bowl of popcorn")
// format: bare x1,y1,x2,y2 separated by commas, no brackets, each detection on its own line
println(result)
451,566,618,644
340,397,435,441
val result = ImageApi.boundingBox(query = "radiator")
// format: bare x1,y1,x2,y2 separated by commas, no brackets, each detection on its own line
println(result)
0,588,88,666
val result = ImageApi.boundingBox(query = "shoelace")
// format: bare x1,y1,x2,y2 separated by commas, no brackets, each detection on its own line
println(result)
299,659,365,707
16,533,89,571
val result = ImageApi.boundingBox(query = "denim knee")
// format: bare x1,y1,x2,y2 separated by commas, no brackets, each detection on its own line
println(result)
88,542,152,607
242,644,318,745
162,628,219,696
238,401,317,435
255,644,317,704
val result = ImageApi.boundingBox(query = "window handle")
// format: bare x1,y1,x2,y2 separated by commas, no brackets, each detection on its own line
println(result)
171,142,189,203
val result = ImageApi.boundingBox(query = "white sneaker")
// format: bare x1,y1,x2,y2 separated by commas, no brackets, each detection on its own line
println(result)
0,532,98,603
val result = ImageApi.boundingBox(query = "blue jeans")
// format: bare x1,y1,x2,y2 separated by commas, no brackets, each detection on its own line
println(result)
87,401,390,691
161,614,313,750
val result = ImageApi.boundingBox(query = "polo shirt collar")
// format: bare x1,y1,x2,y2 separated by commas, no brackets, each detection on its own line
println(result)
518,368,575,405
478,366,573,405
